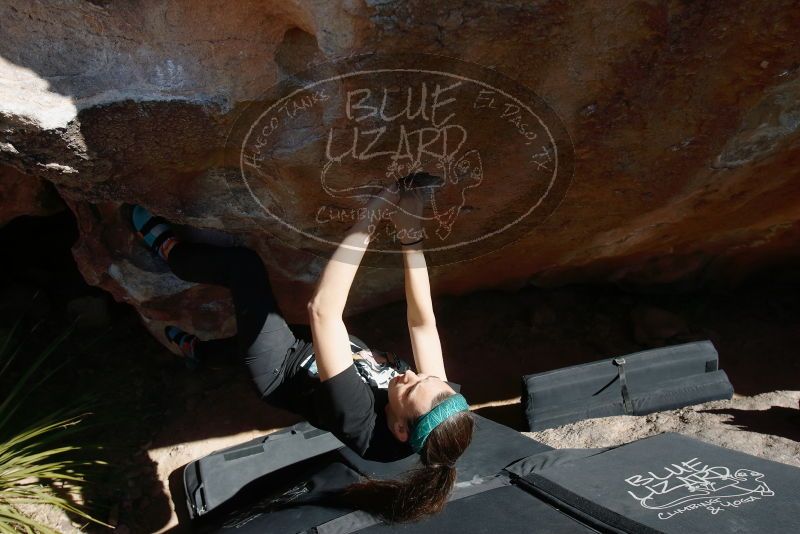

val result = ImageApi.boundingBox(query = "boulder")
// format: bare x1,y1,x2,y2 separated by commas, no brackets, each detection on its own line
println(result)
630,304,691,347
1,1,800,348
0,164,64,227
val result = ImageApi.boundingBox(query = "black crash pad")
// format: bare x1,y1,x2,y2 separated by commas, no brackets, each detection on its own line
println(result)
514,432,800,534
185,413,553,528
316,482,597,534
522,340,733,431
184,423,343,518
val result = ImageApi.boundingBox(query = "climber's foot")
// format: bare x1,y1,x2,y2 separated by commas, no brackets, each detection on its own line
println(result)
129,204,178,261
164,325,201,370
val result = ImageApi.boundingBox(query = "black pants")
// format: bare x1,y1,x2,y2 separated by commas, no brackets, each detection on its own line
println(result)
166,241,310,397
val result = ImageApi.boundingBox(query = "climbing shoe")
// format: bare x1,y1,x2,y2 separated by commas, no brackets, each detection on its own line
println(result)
164,325,201,370
129,204,177,261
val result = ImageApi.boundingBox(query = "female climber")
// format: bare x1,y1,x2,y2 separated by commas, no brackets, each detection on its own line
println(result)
127,172,474,523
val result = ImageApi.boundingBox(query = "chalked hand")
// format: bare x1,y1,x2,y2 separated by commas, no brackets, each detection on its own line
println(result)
396,171,442,192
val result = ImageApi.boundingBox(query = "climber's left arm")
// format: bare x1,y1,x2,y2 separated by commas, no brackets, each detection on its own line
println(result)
403,240,448,381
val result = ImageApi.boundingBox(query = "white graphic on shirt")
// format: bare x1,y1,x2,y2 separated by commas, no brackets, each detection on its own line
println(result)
299,342,411,389
352,348,411,389
624,457,775,520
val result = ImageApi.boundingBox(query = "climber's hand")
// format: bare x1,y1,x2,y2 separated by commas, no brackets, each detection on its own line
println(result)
395,171,441,192
389,189,425,242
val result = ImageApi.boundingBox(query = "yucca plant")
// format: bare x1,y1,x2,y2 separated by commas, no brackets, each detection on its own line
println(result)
0,318,110,533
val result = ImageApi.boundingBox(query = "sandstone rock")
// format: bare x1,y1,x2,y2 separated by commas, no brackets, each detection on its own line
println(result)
0,164,64,227
630,304,691,346
531,302,557,328
1,1,799,350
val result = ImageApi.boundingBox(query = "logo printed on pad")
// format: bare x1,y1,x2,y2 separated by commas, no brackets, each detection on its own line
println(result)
625,457,775,520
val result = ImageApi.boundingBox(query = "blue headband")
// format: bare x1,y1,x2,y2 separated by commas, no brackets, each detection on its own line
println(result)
409,394,470,453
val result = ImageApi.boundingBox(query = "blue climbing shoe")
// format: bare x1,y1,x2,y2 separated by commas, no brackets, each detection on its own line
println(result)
129,204,176,260
164,325,201,370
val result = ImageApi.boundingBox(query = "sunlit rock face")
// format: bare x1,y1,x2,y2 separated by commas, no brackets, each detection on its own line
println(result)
1,1,799,345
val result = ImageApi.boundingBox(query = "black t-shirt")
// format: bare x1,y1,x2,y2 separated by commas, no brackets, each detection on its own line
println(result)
312,363,414,461
267,334,453,462
267,334,460,462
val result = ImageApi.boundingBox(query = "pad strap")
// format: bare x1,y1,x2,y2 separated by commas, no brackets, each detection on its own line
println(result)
613,357,634,415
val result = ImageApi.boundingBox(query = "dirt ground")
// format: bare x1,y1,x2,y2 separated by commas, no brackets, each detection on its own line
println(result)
525,390,800,468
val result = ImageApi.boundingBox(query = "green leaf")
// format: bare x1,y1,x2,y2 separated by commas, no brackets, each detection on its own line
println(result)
0,322,112,531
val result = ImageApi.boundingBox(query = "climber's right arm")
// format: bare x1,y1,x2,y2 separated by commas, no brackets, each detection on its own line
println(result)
307,303,353,382
308,185,400,381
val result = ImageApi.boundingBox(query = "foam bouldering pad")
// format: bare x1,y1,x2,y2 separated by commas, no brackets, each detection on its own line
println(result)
315,482,597,533
514,432,800,534
184,423,344,518
522,340,733,431
184,413,553,529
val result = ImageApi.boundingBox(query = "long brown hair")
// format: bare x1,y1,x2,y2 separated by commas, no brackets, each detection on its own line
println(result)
338,391,475,523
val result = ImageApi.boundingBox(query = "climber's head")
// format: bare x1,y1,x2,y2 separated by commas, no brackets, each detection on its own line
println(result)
385,369,457,442
341,371,475,523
